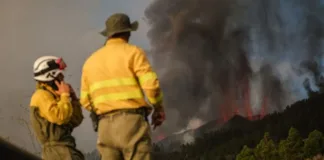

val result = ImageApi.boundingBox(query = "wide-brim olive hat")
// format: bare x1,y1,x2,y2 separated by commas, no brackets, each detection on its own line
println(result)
100,13,139,37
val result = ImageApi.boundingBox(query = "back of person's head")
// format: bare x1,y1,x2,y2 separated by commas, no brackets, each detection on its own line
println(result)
110,32,131,40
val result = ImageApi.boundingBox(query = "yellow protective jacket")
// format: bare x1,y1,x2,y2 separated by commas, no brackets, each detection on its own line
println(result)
29,83,84,160
30,83,83,127
80,38,163,115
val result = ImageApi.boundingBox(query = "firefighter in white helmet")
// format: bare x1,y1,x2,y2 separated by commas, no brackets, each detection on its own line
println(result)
29,56,84,160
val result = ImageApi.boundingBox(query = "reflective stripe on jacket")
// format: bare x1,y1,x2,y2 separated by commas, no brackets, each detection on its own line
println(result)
80,38,163,115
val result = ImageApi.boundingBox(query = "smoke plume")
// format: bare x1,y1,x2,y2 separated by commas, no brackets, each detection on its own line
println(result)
145,0,324,136
300,60,324,95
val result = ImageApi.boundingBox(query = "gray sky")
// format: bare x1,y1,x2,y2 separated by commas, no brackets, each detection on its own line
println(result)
0,0,151,153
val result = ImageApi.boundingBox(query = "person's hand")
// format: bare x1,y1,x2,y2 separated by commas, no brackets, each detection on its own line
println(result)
55,81,70,95
151,106,165,130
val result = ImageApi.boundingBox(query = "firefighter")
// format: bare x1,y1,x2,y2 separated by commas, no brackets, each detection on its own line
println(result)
80,13,166,160
30,56,84,160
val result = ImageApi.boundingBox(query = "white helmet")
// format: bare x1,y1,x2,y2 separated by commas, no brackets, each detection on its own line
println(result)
33,56,66,82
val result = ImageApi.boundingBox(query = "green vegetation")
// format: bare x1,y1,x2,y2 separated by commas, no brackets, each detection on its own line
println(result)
236,128,324,160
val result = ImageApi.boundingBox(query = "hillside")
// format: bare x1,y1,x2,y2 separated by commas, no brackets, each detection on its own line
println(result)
83,93,324,160
152,93,324,160
157,114,254,152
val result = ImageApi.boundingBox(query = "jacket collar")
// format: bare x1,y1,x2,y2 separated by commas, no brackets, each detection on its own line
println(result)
105,38,127,46
36,82,59,97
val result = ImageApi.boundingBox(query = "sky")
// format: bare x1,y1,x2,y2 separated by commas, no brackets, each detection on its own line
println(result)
0,0,151,154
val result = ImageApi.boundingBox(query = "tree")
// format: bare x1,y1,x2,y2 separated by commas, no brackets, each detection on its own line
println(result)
303,130,324,159
278,127,304,160
254,132,279,160
236,145,256,160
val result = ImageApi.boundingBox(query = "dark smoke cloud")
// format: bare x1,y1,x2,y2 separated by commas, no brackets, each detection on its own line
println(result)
145,0,324,136
258,64,286,113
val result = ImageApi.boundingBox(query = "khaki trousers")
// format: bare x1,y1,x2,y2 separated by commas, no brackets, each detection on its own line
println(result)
97,111,152,160
42,145,84,160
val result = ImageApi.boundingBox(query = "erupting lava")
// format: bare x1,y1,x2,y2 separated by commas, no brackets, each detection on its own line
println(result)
220,80,255,122
242,78,253,120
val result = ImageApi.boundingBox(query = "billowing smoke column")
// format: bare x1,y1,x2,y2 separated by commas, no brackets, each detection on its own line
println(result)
301,60,324,96
144,0,324,136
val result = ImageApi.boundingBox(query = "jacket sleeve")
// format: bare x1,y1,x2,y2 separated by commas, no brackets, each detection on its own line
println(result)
69,97,84,128
79,68,92,111
30,90,73,125
131,47,164,108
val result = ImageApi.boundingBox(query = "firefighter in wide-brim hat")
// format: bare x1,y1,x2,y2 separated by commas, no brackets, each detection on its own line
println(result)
99,13,138,37
80,13,166,160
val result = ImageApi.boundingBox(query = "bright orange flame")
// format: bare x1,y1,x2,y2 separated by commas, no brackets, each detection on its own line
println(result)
221,90,233,122
242,78,253,120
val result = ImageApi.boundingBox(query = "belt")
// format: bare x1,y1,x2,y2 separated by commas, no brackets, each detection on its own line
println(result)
98,107,148,121
42,141,74,148
42,136,76,148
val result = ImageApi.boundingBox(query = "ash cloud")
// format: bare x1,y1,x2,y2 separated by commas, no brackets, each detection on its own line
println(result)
300,60,324,95
145,0,324,136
